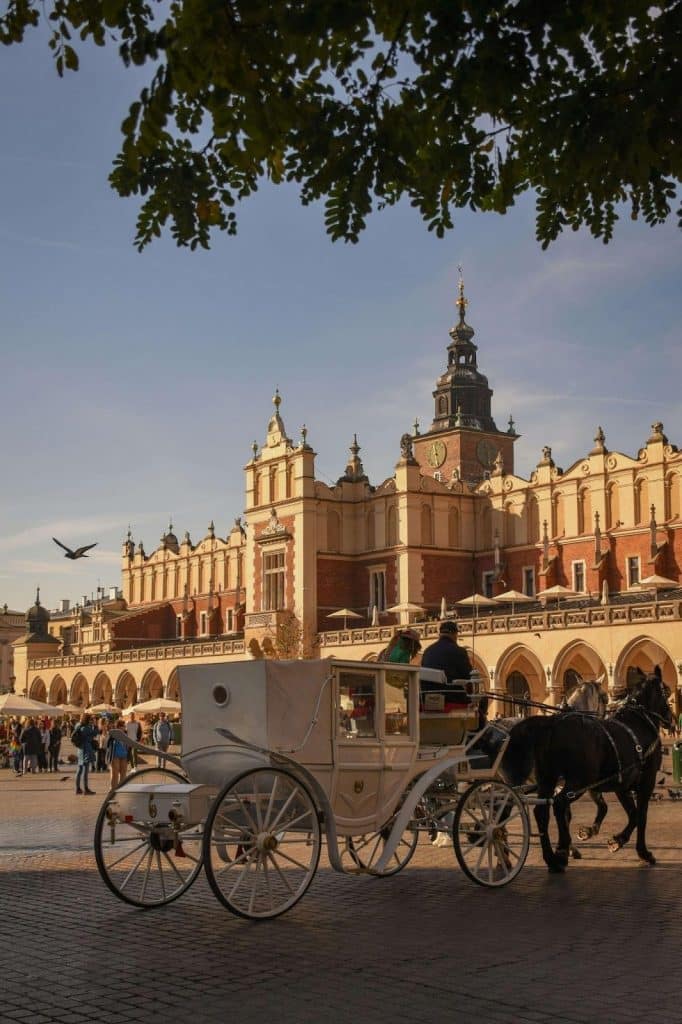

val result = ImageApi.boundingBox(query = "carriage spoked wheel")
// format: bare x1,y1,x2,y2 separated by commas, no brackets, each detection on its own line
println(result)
202,766,321,920
452,780,530,888
94,791,203,909
344,817,419,877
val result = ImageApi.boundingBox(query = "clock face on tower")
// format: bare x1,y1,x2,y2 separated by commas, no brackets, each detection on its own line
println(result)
426,440,447,468
477,439,498,469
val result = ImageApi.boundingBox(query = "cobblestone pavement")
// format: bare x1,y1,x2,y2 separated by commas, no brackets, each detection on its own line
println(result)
1,749,682,1024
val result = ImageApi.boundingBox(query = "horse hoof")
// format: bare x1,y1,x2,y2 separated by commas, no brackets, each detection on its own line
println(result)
639,854,656,866
608,838,621,853
547,862,566,874
570,846,582,860
554,848,570,868
577,827,592,841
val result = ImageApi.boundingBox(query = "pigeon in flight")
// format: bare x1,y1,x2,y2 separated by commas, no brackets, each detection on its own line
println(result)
53,538,98,560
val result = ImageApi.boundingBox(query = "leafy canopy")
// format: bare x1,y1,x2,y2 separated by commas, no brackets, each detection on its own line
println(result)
3,0,680,250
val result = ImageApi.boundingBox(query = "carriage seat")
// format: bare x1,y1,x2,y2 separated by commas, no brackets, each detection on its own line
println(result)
419,669,478,746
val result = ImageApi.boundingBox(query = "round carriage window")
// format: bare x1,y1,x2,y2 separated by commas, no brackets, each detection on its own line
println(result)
212,684,231,707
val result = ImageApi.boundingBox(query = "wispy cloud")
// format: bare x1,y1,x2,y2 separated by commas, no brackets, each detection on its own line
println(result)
0,516,152,555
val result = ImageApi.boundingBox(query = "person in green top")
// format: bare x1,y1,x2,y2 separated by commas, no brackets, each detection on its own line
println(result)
381,629,422,664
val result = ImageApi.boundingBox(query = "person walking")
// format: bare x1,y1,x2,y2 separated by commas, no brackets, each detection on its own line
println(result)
152,712,173,767
106,719,129,790
125,713,142,768
96,718,110,772
20,717,43,774
38,722,50,772
72,713,98,795
48,720,62,772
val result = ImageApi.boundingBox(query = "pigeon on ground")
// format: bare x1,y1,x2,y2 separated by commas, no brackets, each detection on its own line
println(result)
667,789,681,801
53,538,97,560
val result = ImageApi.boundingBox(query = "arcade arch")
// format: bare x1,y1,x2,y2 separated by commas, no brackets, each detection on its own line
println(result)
553,641,607,699
92,672,113,705
140,668,164,702
49,675,68,705
614,636,675,695
70,673,89,708
493,646,546,711
116,670,138,709
29,677,47,702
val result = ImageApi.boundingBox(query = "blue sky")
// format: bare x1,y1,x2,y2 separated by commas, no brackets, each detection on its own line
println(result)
1,29,680,613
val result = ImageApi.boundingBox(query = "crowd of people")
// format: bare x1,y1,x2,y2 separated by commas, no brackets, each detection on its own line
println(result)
1,710,179,795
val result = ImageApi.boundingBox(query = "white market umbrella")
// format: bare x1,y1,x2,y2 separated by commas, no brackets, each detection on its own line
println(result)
88,702,119,714
386,601,425,624
493,589,535,614
539,584,577,605
326,607,363,630
600,579,610,606
130,697,182,715
440,596,447,618
371,604,379,626
0,693,62,717
634,574,679,603
58,702,85,715
455,593,498,609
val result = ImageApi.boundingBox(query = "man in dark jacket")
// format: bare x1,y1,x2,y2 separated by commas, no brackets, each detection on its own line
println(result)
19,717,43,774
420,621,472,703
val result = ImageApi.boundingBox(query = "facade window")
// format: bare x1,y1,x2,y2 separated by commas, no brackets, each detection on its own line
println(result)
176,615,182,638
523,567,536,597
366,510,376,549
369,568,386,612
634,478,648,524
269,468,278,503
225,609,233,633
572,560,586,593
263,550,285,610
200,611,208,635
387,506,398,547
482,571,494,598
527,497,540,543
627,556,640,588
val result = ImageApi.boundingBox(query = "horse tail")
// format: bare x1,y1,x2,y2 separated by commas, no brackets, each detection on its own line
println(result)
500,717,547,786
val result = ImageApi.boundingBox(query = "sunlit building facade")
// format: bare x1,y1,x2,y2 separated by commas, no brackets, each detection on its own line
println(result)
15,278,682,713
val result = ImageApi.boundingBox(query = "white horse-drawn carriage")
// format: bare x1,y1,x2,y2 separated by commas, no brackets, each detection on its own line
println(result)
96,659,530,919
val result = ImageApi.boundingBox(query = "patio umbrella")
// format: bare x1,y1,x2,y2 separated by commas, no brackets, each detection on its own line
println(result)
130,697,182,715
371,604,379,626
634,574,679,603
493,589,534,614
538,584,577,608
88,702,119,714
0,693,62,717
440,596,447,618
386,601,426,624
455,593,498,609
57,702,85,715
326,608,363,630
600,580,610,606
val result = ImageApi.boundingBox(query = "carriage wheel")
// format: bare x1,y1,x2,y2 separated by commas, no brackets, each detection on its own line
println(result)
94,794,203,909
452,780,530,888
345,818,419,877
203,767,321,920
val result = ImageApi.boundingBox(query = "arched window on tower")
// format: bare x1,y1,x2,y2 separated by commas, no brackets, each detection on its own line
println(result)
438,396,447,416
254,472,260,506
327,510,340,552
448,507,460,548
551,493,564,538
504,502,515,545
665,472,680,521
634,477,648,524
577,487,591,536
605,482,619,529
286,463,295,499
526,496,540,544
421,504,433,546
387,505,398,547
366,510,376,550
269,467,278,503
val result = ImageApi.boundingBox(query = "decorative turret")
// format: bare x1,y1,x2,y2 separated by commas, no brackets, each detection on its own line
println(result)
265,388,291,448
25,587,51,640
337,435,369,484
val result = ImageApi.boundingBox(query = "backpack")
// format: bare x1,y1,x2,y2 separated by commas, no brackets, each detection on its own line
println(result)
71,726,84,749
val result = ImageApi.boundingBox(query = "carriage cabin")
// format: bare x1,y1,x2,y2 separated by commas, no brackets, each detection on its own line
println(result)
176,658,484,835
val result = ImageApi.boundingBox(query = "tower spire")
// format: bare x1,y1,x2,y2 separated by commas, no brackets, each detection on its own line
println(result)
456,264,468,325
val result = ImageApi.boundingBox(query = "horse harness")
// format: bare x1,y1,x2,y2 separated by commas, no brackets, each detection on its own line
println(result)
565,702,662,800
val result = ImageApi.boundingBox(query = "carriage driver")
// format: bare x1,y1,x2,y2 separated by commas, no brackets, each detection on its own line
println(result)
420,621,472,704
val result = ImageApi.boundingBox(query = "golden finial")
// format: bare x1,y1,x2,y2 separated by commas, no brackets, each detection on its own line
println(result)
273,387,281,410
456,264,467,323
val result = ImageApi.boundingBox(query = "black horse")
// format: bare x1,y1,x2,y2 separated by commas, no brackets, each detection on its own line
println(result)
501,673,673,873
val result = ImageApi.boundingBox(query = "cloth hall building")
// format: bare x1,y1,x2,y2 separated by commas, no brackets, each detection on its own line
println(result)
14,279,682,715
